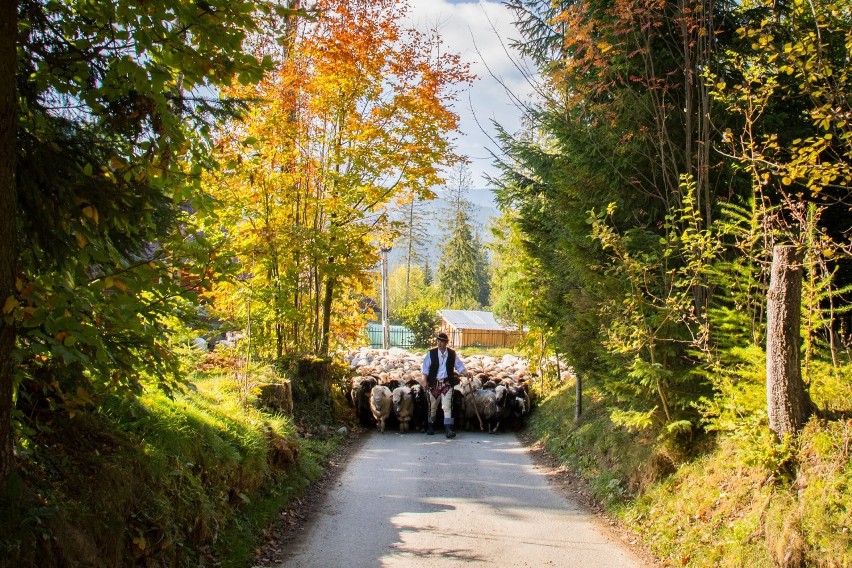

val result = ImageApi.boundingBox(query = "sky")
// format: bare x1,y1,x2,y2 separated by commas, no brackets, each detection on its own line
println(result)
403,0,538,201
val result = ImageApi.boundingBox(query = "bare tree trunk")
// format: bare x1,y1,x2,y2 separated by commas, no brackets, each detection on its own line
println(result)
766,245,812,438
319,272,335,356
405,199,414,307
0,0,17,494
380,247,390,349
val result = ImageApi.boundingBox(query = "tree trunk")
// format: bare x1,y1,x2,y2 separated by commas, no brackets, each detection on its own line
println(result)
0,0,17,493
405,199,414,307
766,244,812,438
574,373,582,422
319,273,335,356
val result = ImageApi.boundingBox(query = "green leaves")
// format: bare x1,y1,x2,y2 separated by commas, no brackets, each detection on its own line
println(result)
10,0,282,428
201,0,472,357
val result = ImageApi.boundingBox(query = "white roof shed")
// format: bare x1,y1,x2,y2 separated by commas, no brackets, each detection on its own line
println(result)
437,310,521,348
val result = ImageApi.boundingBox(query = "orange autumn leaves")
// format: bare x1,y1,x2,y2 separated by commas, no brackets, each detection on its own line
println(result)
204,0,473,356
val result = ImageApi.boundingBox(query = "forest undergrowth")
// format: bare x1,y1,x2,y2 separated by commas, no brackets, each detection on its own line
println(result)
527,352,852,567
0,349,351,568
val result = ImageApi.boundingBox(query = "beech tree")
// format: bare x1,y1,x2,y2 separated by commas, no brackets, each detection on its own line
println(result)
1,0,290,492
205,0,473,356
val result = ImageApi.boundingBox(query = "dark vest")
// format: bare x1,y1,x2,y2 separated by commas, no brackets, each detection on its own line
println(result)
427,348,457,388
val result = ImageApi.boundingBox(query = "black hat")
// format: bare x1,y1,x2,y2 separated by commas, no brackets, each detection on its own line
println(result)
435,332,449,342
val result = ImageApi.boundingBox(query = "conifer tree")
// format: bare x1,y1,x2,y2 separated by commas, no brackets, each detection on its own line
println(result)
438,209,480,309
437,164,480,309
473,231,491,308
423,260,434,287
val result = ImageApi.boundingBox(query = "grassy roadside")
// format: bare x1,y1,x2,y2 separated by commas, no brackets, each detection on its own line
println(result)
0,357,352,568
526,381,852,567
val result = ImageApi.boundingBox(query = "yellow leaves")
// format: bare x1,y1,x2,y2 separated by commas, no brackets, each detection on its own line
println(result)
2,295,18,315
104,277,129,293
82,205,99,224
202,0,474,353
112,278,130,293
2,294,36,321
76,386,94,405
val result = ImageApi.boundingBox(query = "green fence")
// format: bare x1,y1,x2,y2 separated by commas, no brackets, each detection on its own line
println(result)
366,322,415,349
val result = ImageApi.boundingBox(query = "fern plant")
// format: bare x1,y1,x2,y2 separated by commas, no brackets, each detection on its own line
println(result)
588,175,719,429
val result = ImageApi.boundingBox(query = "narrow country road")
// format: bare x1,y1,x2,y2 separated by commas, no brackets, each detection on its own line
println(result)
278,431,651,568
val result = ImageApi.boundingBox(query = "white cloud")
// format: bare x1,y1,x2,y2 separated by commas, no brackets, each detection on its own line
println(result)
404,0,538,188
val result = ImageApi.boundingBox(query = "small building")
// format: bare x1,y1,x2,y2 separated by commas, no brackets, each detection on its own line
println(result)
438,310,522,349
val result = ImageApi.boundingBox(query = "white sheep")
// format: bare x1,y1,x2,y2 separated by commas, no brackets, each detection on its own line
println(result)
370,385,393,433
391,386,414,433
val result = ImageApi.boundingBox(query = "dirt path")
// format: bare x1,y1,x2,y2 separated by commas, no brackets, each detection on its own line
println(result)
262,430,656,568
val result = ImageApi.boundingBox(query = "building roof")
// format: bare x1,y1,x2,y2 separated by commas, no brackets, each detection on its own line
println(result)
438,310,517,331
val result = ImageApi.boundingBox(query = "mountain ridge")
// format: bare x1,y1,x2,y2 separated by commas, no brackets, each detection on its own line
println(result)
385,189,499,269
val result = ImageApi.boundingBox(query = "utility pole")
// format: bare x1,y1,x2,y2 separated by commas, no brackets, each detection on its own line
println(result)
380,245,392,349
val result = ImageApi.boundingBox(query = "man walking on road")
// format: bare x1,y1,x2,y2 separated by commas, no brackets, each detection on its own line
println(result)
421,332,469,438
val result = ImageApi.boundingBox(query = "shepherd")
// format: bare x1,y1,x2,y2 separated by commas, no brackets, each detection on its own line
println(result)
420,331,470,438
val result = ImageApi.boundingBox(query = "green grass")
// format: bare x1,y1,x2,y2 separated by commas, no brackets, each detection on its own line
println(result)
527,384,660,502
526,373,852,567
1,368,348,568
213,436,345,567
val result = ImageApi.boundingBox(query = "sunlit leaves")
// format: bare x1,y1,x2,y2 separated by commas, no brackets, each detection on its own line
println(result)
715,0,852,197
11,0,286,411
204,0,472,356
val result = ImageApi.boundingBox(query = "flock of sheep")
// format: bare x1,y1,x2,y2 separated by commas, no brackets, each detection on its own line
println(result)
344,348,534,434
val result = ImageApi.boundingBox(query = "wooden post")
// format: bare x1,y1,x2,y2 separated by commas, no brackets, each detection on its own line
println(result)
380,246,391,350
575,372,582,421
766,244,812,438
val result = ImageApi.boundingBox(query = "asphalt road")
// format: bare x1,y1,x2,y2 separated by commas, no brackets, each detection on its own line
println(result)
277,430,649,568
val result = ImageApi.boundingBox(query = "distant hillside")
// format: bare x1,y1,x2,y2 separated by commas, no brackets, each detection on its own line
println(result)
386,188,499,270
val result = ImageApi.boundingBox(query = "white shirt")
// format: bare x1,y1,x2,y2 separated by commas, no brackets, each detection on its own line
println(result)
421,347,466,380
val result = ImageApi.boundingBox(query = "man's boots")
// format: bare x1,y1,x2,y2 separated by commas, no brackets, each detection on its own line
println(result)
426,419,434,435
445,424,456,439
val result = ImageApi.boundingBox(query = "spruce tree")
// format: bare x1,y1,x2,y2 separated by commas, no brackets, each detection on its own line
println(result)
473,231,491,308
423,260,434,287
438,208,480,309
437,164,480,309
